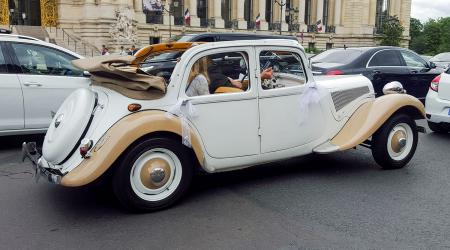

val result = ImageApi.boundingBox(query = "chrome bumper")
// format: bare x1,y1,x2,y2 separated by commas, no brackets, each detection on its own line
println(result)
22,142,62,184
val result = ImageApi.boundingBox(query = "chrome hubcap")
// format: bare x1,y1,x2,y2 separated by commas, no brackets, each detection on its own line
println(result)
387,123,414,161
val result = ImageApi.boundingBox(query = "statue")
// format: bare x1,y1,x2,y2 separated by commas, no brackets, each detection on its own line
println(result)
109,8,140,45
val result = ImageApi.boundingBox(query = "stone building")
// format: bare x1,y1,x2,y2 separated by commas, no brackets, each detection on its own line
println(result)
0,0,412,51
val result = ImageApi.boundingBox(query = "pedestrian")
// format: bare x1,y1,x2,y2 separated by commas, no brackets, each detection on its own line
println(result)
129,45,139,56
119,45,127,56
101,45,110,55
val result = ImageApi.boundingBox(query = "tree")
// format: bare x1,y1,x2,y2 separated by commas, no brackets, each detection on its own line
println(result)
409,18,426,54
380,16,405,46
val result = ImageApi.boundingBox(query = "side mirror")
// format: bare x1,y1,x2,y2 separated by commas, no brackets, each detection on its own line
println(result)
383,81,406,95
83,71,91,77
429,61,437,69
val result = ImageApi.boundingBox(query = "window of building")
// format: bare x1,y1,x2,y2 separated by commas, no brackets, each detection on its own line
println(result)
172,0,184,25
259,50,307,89
375,0,390,33
368,50,404,67
11,43,83,76
145,11,163,24
198,0,208,27
244,0,253,26
305,0,312,25
186,52,250,96
265,0,273,24
323,0,330,27
149,36,161,45
221,0,231,25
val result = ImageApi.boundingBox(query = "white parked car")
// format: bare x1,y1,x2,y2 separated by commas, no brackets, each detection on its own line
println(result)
0,34,89,136
23,40,425,211
425,69,450,133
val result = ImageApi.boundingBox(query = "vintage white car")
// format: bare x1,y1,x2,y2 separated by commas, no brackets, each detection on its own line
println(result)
23,40,425,211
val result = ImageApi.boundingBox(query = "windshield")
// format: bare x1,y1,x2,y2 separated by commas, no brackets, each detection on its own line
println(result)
175,35,195,42
311,49,363,65
432,53,450,62
146,52,181,61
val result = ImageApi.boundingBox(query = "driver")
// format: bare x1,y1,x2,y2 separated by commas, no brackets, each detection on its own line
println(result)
207,57,273,93
207,57,242,93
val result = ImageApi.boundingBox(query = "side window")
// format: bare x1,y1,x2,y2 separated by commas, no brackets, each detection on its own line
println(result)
259,50,307,89
368,50,404,67
400,50,427,68
0,46,7,73
11,43,83,77
186,51,250,96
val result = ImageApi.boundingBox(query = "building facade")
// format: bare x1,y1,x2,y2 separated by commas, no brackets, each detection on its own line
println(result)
0,0,412,50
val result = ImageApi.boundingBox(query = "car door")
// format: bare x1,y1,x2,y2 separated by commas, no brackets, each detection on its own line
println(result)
182,47,259,159
8,42,90,129
366,49,409,97
0,42,24,132
256,47,326,153
400,49,440,101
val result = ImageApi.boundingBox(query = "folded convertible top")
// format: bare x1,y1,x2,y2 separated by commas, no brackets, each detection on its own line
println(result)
72,55,166,94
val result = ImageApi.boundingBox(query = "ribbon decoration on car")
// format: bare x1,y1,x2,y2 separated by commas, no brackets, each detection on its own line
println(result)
298,80,326,125
166,99,198,147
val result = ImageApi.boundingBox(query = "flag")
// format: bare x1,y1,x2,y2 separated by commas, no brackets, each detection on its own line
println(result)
184,9,190,25
316,19,323,32
256,13,261,26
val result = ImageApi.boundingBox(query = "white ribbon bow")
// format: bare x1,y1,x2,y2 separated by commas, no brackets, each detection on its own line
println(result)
166,99,198,147
298,81,325,125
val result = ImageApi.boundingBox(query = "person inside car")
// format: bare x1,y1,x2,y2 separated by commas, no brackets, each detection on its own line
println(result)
186,57,210,97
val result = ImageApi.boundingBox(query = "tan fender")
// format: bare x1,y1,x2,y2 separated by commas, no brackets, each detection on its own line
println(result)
328,94,425,152
60,110,204,187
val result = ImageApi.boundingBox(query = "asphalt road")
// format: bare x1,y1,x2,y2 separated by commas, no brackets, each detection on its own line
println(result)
1,121,449,249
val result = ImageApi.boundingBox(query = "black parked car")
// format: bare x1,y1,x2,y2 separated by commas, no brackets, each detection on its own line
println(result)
141,33,298,81
311,46,444,101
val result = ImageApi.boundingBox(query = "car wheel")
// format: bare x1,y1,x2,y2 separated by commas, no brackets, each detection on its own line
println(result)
371,114,418,169
112,137,194,212
427,121,450,133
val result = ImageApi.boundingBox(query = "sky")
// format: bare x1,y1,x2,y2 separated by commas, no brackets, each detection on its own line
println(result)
411,0,450,23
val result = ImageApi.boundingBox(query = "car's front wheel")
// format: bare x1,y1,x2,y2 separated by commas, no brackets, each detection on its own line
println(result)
112,137,193,212
371,114,418,169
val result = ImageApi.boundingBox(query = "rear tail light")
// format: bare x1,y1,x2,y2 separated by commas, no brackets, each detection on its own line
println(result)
430,75,441,92
79,138,93,158
326,70,344,76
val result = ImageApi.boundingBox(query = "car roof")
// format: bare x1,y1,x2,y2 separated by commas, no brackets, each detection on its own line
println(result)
181,32,297,40
0,34,83,59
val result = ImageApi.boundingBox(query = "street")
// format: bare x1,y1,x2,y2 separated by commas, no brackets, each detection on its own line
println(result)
0,120,449,249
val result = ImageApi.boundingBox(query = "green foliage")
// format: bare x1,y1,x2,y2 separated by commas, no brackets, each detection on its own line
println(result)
409,17,450,55
380,16,405,46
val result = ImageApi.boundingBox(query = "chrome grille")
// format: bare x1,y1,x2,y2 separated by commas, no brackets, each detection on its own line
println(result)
331,86,370,112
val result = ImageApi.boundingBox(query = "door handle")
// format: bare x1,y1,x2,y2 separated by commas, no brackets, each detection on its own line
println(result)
23,82,42,87
410,70,418,74
372,70,381,74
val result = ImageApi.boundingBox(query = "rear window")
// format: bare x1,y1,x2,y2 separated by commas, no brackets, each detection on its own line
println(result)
311,49,362,65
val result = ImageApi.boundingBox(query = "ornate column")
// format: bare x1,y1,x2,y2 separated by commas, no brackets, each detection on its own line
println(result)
0,0,9,26
213,0,224,28
297,0,306,32
162,0,174,27
40,0,58,26
280,1,288,31
258,0,268,30
237,0,246,29
189,0,201,26
133,0,146,23
333,0,341,26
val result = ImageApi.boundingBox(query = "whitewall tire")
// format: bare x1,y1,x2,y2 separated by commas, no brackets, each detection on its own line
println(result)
113,137,194,212
371,114,418,169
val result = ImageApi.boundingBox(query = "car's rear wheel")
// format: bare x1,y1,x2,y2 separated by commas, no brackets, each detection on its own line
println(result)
112,137,193,212
371,114,418,169
427,121,450,133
